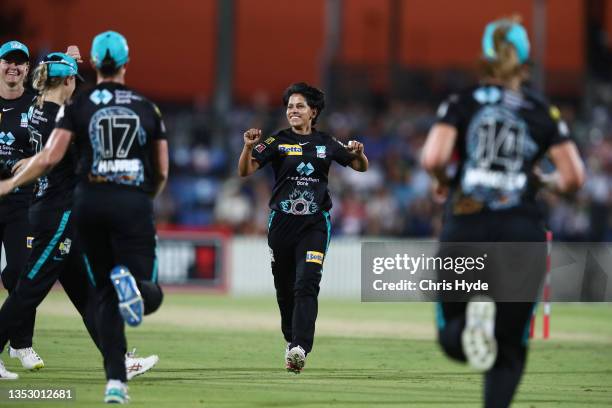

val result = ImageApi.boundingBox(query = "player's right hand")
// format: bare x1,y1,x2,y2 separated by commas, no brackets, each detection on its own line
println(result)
66,45,83,63
243,128,262,148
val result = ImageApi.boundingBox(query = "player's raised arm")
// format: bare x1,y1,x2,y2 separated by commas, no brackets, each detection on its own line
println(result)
238,128,261,177
346,140,368,172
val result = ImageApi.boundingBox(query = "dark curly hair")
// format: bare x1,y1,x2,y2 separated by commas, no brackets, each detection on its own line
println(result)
282,82,325,125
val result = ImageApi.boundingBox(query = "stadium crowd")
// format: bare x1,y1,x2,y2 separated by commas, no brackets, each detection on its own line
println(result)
157,92,611,241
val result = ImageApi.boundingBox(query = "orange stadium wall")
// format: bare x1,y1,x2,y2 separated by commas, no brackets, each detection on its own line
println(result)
1,0,585,102
1,0,218,102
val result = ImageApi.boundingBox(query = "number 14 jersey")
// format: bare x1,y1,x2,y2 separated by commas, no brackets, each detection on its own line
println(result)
436,84,571,219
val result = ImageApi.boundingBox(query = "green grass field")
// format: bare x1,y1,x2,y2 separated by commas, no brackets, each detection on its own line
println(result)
0,292,610,407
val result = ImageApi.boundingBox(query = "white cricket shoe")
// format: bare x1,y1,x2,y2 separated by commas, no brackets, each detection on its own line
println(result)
104,379,129,404
0,359,18,380
9,346,44,371
462,297,497,371
285,345,306,374
125,349,159,380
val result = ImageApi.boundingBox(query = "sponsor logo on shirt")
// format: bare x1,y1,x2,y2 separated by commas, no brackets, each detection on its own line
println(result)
0,131,15,145
255,143,266,153
59,238,72,255
20,112,28,127
264,137,276,145
306,251,324,264
90,89,114,105
279,144,302,156
296,162,314,176
316,145,326,158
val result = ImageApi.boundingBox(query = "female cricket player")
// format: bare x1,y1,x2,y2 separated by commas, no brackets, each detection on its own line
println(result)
421,16,585,408
239,82,368,373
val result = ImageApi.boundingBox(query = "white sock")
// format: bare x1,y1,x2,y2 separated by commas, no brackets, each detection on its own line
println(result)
106,379,125,390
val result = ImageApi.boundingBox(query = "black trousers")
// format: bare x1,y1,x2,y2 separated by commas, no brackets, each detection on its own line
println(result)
74,185,163,382
0,205,35,349
437,214,546,408
0,207,99,353
268,210,331,354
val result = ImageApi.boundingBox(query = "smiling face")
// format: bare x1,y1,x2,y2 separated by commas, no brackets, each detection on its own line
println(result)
0,52,29,87
286,93,316,132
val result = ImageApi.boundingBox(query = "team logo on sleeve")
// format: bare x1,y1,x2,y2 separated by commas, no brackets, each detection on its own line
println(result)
306,251,324,264
255,143,266,153
558,120,569,138
278,144,302,156
316,145,326,158
264,137,276,145
549,105,561,121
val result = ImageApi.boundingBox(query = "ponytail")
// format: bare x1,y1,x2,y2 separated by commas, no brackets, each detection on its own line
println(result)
31,62,65,108
480,16,528,85
98,53,121,78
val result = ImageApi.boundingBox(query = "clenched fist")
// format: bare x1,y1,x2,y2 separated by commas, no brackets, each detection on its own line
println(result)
347,140,364,155
243,128,262,148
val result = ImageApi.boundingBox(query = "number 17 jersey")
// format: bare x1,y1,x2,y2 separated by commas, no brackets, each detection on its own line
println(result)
55,82,166,195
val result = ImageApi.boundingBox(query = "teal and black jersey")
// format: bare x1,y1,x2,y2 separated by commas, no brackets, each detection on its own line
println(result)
436,84,572,220
27,101,77,212
252,128,353,215
55,82,166,195
0,89,35,209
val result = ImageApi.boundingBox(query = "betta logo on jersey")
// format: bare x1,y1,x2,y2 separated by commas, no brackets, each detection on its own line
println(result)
306,251,324,264
278,144,302,156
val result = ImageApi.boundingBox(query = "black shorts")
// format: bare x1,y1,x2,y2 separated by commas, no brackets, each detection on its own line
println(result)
26,208,80,282
441,213,547,242
268,210,330,252
439,214,547,302
73,184,157,287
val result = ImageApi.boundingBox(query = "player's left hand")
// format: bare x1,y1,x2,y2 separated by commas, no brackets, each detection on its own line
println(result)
347,140,364,155
0,180,14,198
66,45,83,63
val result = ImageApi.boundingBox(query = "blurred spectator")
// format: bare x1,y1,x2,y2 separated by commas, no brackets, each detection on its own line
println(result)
158,91,612,241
